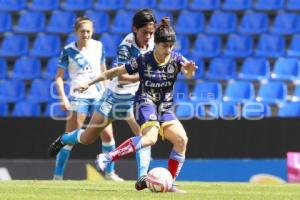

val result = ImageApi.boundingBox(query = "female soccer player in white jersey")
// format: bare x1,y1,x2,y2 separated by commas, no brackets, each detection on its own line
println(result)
52,17,123,181
49,10,157,188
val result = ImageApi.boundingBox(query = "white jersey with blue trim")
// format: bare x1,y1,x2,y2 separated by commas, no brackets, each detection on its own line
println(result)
58,39,106,99
108,33,154,94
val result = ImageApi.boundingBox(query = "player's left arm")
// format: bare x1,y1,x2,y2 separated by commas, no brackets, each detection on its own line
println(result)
180,60,197,80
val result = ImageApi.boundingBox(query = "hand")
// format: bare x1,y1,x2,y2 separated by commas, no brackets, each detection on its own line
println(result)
74,83,89,93
181,61,197,73
60,98,70,111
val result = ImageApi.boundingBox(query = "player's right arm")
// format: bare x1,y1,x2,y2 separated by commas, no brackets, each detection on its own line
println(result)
55,68,70,111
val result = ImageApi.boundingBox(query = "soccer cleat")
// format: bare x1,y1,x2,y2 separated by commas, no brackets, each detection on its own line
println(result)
105,172,124,181
95,153,111,172
135,175,148,191
48,136,65,157
169,186,186,193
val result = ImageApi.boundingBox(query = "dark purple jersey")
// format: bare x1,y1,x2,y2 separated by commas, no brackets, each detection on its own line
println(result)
125,51,186,106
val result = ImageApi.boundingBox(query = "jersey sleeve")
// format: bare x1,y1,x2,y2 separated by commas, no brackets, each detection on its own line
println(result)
57,49,69,69
124,56,140,75
100,44,106,65
116,45,131,65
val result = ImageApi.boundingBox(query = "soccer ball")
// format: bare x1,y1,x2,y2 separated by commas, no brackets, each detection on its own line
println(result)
146,167,173,192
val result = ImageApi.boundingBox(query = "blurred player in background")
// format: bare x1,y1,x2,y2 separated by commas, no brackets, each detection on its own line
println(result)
49,9,157,188
53,17,123,181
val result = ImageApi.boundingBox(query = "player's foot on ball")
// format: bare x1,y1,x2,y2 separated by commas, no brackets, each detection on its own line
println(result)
48,136,65,157
169,186,186,193
95,153,111,172
135,175,148,191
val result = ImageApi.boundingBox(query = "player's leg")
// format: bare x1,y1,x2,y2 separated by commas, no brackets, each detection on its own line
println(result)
126,112,151,180
100,124,123,181
48,111,113,157
162,120,188,193
53,98,89,180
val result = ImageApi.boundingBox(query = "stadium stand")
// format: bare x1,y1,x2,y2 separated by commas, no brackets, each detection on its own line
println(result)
12,101,41,117
223,81,255,103
0,0,300,118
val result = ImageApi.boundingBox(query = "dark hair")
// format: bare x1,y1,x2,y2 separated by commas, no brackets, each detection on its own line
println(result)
154,17,176,43
133,9,156,29
74,16,93,31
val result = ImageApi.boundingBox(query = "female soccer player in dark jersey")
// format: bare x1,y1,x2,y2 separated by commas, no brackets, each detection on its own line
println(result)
75,17,196,193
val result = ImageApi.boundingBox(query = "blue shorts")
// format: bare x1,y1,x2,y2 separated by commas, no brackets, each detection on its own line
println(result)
134,101,177,127
69,97,99,115
95,89,135,119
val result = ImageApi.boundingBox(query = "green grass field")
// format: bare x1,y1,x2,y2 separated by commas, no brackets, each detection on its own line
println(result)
1,181,300,200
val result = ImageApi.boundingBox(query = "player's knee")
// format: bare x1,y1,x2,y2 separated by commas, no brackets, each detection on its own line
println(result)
144,134,158,146
178,135,188,149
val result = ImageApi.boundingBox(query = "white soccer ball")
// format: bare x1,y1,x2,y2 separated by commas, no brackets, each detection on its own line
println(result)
146,167,173,192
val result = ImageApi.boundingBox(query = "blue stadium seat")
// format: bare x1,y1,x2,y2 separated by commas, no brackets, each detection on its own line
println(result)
46,11,76,34
153,10,173,22
206,57,237,81
12,101,41,117
242,102,272,118
271,13,300,35
10,57,41,80
100,33,122,58
253,0,284,10
65,34,77,45
238,57,270,81
0,58,7,79
27,79,53,103
287,35,300,57
126,0,157,10
42,57,58,80
222,0,252,11
174,35,190,56
256,81,288,104
277,102,300,117
173,81,189,102
239,12,269,35
14,11,45,33
191,81,222,102
190,34,221,58
61,0,93,11
0,34,29,57
223,34,253,58
292,85,300,102
0,12,12,33
175,99,196,119
110,10,134,34
94,0,126,11
223,81,255,103
30,34,61,58
255,34,285,58
84,11,109,34
0,80,25,103
189,0,221,11
175,11,204,35
44,101,67,118
158,0,188,11
0,0,26,11
206,12,237,34
209,101,238,118
28,0,60,11
286,0,300,11
0,103,8,117
271,58,300,81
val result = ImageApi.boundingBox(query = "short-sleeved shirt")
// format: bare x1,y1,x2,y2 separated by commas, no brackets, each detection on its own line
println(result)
58,39,106,99
125,51,186,108
108,33,154,94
